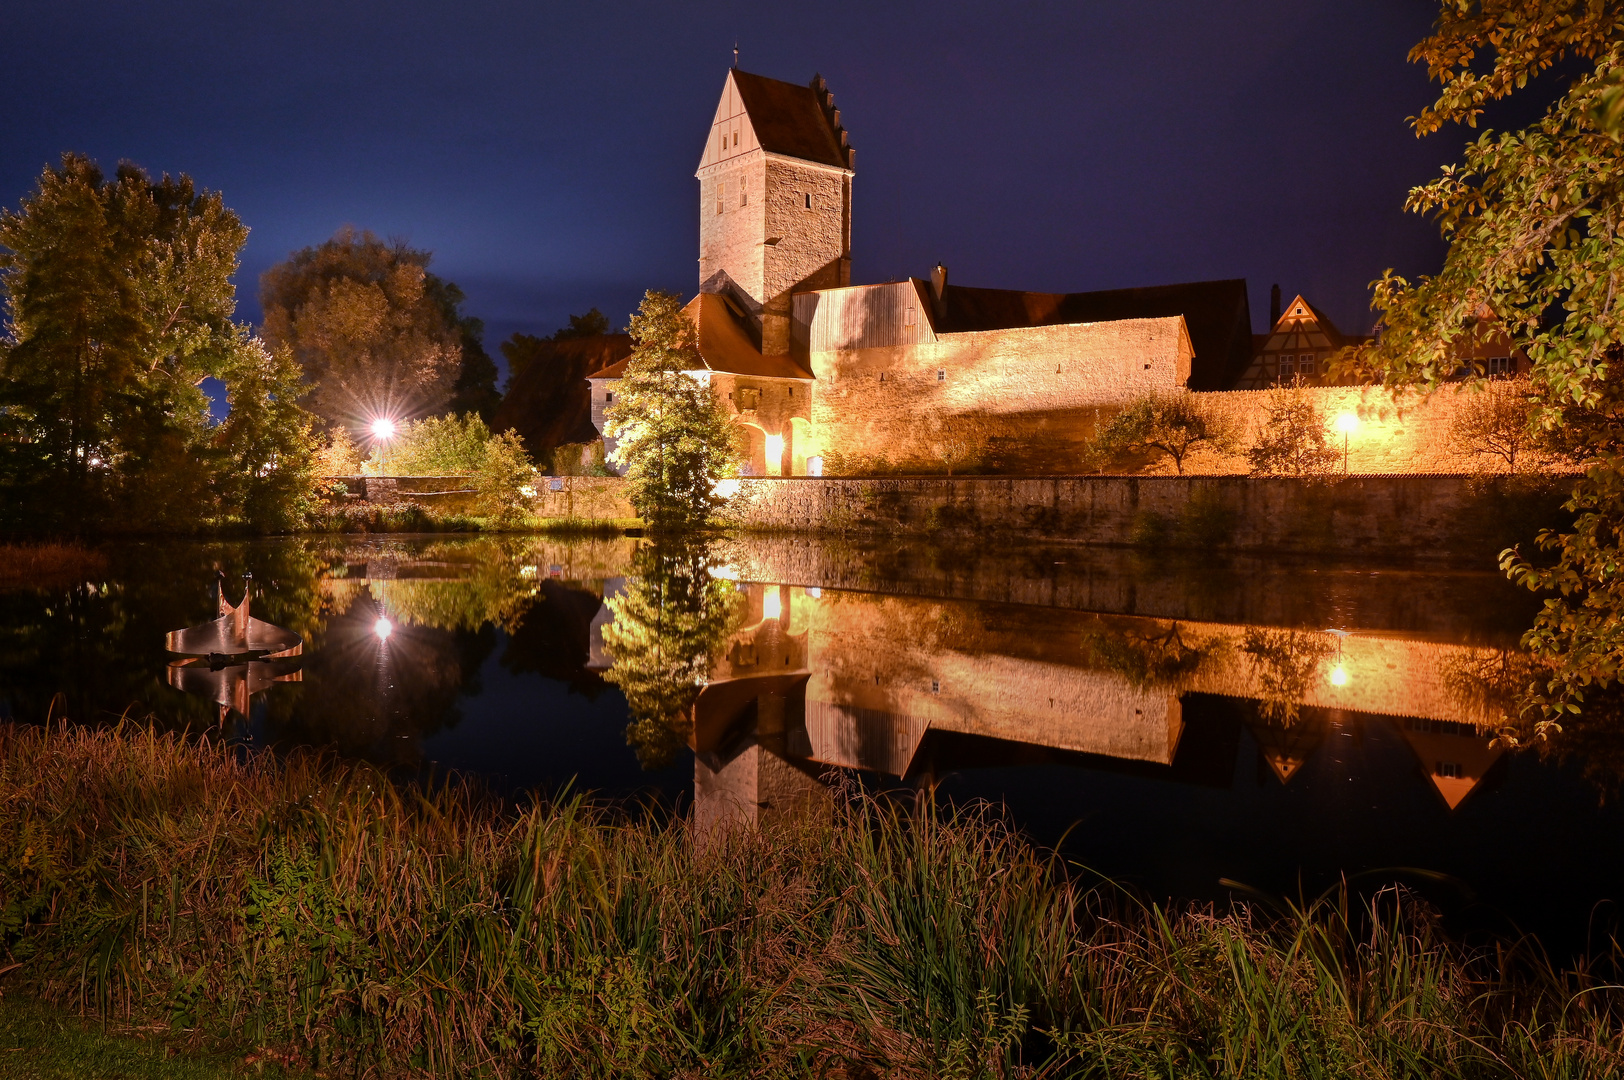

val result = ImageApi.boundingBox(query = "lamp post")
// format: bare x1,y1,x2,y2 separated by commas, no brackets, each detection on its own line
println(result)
370,417,397,475
1333,412,1359,474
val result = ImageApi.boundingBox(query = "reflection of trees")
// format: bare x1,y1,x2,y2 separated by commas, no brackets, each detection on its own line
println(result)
600,540,740,770
1240,628,1334,725
1440,648,1549,731
500,581,609,698
1079,621,1215,691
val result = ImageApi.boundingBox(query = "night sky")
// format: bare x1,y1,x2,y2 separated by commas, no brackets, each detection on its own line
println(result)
4,1,1462,378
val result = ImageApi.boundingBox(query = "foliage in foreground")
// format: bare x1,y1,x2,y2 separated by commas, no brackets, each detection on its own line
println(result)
1336,5,1624,740
1,723,1619,1079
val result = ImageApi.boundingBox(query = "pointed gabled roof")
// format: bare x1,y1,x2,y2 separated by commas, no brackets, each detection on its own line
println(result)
1272,293,1345,339
698,69,853,173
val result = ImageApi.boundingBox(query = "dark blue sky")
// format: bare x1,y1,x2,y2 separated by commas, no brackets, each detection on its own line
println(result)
3,1,1457,376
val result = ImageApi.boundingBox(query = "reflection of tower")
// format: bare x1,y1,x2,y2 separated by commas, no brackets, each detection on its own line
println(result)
1392,716,1505,809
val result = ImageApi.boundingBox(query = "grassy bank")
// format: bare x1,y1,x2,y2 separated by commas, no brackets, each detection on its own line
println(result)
0,723,1618,1078
301,499,636,535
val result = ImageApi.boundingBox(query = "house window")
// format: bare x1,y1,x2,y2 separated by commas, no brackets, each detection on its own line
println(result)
1488,356,1512,377
1299,355,1316,376
937,369,946,381
604,391,613,403
804,192,812,209
737,387,760,410
1436,761,1463,779
1278,355,1294,378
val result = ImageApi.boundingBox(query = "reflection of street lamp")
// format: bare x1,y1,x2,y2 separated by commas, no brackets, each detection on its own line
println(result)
370,417,398,475
1333,412,1359,473
374,616,393,641
1326,628,1349,687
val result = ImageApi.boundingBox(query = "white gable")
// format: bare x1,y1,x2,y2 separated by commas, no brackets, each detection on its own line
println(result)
697,70,762,172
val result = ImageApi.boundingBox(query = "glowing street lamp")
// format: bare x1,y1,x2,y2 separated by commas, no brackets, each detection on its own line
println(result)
370,417,398,475
1333,412,1359,473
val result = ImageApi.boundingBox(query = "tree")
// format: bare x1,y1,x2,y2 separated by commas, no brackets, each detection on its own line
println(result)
603,290,739,529
376,413,494,476
425,275,499,422
1451,376,1536,471
1089,393,1228,474
259,227,463,430
0,153,314,532
1246,386,1339,476
473,429,538,525
600,539,740,769
493,309,625,461
1331,4,1624,742
212,336,320,531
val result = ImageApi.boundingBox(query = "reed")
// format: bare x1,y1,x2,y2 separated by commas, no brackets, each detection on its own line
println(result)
0,542,107,587
0,720,1618,1078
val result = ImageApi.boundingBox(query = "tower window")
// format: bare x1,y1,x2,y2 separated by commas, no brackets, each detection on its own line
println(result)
604,392,613,403
878,372,885,382
717,181,725,215
740,181,747,208
804,192,812,209
937,369,946,381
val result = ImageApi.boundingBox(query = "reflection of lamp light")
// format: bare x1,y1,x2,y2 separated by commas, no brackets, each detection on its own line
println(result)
762,588,781,620
374,616,393,641
764,433,784,474
1329,664,1348,687
1333,412,1358,473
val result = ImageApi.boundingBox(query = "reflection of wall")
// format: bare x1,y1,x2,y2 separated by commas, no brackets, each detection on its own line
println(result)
685,585,1517,829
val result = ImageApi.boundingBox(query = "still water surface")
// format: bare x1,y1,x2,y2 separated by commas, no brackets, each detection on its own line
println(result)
4,533,1622,958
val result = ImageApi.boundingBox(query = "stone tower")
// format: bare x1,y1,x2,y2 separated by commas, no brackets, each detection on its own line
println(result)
697,68,854,357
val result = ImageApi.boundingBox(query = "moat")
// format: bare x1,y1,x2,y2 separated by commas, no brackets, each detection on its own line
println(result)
5,533,1622,959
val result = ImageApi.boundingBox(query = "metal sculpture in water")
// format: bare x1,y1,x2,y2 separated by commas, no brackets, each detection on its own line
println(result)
165,573,303,720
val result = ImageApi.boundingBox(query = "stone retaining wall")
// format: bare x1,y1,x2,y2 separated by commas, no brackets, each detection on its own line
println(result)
717,473,1569,561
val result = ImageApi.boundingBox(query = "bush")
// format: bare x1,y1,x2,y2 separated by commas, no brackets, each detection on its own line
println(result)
473,430,539,524
1247,385,1341,476
371,413,492,476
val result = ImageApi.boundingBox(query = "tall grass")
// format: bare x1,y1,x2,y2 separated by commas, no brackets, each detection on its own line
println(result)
0,721,1619,1078
0,542,107,587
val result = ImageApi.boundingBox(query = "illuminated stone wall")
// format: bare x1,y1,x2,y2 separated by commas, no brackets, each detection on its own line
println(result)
716,473,1568,560
806,316,1193,473
530,476,636,521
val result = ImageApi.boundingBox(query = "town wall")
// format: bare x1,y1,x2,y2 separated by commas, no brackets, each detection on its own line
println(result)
715,473,1569,562
808,316,1193,472
530,475,637,522
800,375,1560,477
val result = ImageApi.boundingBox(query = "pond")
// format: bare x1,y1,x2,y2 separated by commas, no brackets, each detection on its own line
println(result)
4,532,1622,961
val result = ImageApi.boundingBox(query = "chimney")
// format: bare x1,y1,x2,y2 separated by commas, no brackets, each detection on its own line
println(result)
1269,283,1281,328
